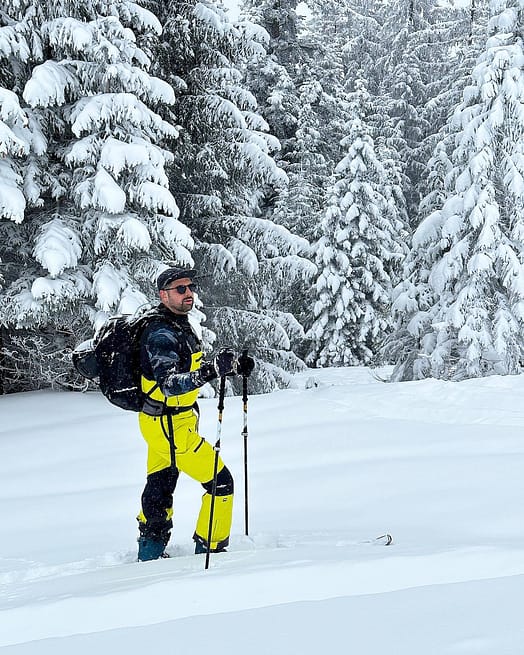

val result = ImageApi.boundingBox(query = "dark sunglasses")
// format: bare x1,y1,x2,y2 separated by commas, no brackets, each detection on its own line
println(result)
163,283,197,294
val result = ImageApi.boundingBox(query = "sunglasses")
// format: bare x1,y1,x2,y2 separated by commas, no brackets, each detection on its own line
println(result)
163,283,197,294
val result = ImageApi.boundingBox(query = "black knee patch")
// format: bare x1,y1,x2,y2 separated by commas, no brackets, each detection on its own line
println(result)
202,466,234,496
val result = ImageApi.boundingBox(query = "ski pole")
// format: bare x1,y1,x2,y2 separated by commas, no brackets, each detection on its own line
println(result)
242,361,249,536
205,374,226,570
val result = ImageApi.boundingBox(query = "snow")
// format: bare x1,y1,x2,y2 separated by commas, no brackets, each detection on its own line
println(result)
33,218,82,277
92,263,124,311
99,138,154,177
1,367,523,654
44,17,95,52
160,216,194,253
92,168,126,214
228,236,259,275
0,175,26,223
0,88,28,128
123,2,162,35
194,2,227,35
70,94,177,139
116,217,151,251
23,61,76,108
134,180,178,216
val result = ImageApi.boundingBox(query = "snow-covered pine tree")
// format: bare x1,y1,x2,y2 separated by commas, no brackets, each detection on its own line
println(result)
387,0,524,381
423,1,488,140
308,78,406,366
0,0,51,390
378,1,488,231
151,0,310,391
238,0,326,351
0,0,187,391
385,0,489,377
243,0,398,348
332,0,410,287
240,0,304,176
419,0,489,223
0,88,31,224
0,77,35,392
376,0,431,227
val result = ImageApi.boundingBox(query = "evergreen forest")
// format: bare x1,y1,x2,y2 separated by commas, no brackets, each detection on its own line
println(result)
1,0,524,393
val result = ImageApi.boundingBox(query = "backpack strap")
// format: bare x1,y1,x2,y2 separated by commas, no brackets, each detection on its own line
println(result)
142,396,195,417
141,382,159,412
163,413,177,472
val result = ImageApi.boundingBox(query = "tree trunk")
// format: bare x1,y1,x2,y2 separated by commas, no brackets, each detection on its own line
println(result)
408,0,415,27
0,328,5,395
469,0,476,46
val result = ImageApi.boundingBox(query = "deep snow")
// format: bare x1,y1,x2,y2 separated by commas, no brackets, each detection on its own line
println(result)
1,367,523,654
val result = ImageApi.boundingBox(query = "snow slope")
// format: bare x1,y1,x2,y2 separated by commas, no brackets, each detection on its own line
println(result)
1,367,523,654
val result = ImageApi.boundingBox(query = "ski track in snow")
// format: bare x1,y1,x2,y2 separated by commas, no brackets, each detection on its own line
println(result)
1,532,523,647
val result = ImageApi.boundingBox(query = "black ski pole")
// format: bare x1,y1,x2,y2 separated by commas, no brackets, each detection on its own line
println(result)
205,374,226,570
242,362,249,536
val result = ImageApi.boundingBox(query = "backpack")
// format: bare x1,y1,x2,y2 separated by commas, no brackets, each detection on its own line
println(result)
73,309,167,412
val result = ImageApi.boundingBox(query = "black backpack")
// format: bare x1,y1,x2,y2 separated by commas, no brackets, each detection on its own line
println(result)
73,309,166,412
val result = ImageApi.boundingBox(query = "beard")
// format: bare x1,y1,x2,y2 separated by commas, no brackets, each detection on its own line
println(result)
168,296,193,314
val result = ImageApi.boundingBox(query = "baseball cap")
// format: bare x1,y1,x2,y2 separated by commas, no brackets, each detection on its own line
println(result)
157,267,197,291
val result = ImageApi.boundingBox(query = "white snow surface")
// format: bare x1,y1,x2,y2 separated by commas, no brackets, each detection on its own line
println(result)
1,367,523,654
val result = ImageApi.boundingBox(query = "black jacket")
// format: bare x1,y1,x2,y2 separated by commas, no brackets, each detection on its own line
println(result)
139,305,205,397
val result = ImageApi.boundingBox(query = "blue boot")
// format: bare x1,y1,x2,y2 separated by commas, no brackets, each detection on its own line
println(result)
137,536,169,561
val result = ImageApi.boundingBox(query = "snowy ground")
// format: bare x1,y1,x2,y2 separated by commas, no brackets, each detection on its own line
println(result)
1,367,523,654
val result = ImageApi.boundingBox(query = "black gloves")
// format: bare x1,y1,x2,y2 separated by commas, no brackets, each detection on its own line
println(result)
213,348,237,376
236,351,255,377
197,348,255,385
197,361,218,384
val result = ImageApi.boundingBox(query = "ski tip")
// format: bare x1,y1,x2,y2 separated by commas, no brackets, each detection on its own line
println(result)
376,534,393,546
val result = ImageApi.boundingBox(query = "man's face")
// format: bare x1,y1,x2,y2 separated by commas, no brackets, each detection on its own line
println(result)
159,277,195,315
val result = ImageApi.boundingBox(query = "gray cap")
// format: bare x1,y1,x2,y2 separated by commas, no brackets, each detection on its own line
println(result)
157,267,197,291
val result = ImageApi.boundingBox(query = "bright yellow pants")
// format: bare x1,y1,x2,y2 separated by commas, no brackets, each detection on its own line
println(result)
137,409,233,550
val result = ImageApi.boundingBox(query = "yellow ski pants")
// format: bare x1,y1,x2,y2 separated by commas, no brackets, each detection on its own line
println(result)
137,409,233,550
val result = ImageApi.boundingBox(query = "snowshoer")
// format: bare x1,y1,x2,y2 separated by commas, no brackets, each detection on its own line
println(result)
136,266,254,561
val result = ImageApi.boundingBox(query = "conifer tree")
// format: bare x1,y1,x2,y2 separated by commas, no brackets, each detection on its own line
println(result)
376,1,431,226
239,0,326,339
308,78,406,366
0,0,185,390
0,90,31,223
388,0,524,381
419,1,489,223
152,0,310,391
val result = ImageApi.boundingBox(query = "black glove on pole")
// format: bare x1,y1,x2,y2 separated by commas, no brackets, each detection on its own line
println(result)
214,348,236,376
242,360,249,536
205,374,227,570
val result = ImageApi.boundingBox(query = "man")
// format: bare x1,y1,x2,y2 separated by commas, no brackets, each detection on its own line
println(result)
136,266,254,561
